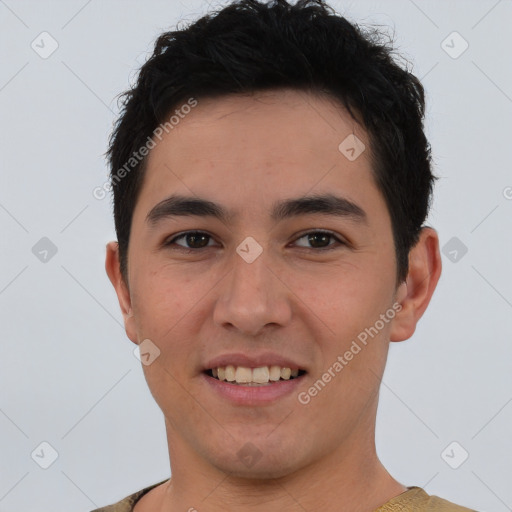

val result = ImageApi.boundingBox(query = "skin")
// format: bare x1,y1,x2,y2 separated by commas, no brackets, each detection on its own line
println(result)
106,88,442,511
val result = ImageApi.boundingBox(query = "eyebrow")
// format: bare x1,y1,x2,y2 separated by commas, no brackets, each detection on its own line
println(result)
146,193,367,227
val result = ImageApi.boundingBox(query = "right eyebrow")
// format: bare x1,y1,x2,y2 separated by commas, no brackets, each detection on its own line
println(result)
146,195,233,226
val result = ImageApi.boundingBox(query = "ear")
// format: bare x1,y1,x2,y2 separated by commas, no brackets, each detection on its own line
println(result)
105,241,138,344
390,227,442,342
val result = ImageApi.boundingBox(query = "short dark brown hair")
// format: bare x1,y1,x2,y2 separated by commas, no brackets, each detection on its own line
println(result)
107,0,435,284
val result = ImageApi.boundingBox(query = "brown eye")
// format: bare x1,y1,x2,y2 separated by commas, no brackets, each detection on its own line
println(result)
166,231,215,249
294,230,344,250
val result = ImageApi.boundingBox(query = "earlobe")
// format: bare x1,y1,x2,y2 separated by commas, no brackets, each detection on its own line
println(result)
105,241,138,343
389,227,442,342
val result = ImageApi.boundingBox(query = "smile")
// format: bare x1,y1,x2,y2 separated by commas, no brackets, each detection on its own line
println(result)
206,365,307,385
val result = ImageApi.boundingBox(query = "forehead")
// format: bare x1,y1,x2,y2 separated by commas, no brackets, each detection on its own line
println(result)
133,88,385,225
159,89,365,157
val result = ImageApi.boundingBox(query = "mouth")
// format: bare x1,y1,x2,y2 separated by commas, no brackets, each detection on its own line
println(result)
204,365,307,386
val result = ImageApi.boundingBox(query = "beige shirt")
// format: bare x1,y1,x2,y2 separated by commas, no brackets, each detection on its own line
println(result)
90,480,477,511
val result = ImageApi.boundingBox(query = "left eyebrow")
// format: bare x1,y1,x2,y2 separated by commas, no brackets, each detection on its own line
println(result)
270,193,367,224
145,193,368,227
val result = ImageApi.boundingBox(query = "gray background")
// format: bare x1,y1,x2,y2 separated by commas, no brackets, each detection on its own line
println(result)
1,0,511,511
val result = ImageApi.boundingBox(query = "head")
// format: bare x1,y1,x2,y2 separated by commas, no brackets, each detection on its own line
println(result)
106,0,441,480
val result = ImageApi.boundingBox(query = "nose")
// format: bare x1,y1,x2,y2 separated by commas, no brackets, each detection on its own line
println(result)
212,246,293,336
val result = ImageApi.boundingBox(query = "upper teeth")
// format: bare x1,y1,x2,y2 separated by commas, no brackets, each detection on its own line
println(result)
212,365,300,384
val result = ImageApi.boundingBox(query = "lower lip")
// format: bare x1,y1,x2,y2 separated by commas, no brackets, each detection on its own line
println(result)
202,373,305,405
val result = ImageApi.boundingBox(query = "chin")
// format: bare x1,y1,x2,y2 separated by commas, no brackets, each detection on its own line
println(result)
214,458,300,480
205,440,308,481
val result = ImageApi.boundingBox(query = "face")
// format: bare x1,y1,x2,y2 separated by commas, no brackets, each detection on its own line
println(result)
110,89,408,479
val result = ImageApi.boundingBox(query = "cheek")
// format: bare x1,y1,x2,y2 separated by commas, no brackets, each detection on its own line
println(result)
290,270,395,398
131,272,202,405
128,264,216,385
130,265,197,338
289,265,388,334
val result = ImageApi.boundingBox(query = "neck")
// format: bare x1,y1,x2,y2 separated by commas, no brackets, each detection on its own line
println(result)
154,415,406,511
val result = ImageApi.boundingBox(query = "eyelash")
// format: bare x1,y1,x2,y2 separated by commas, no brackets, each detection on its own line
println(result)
163,230,346,252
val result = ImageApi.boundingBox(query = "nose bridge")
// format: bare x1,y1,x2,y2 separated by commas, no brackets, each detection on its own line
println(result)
213,244,291,334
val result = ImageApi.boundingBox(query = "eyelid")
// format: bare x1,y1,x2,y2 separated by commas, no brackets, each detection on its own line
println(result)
292,229,346,249
164,230,219,248
164,229,346,251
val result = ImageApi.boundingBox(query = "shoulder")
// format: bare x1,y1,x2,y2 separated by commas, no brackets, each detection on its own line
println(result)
89,479,170,512
375,486,478,511
425,494,478,512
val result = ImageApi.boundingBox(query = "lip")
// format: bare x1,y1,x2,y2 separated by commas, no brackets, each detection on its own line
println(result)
203,352,306,372
201,371,306,405
201,351,308,406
